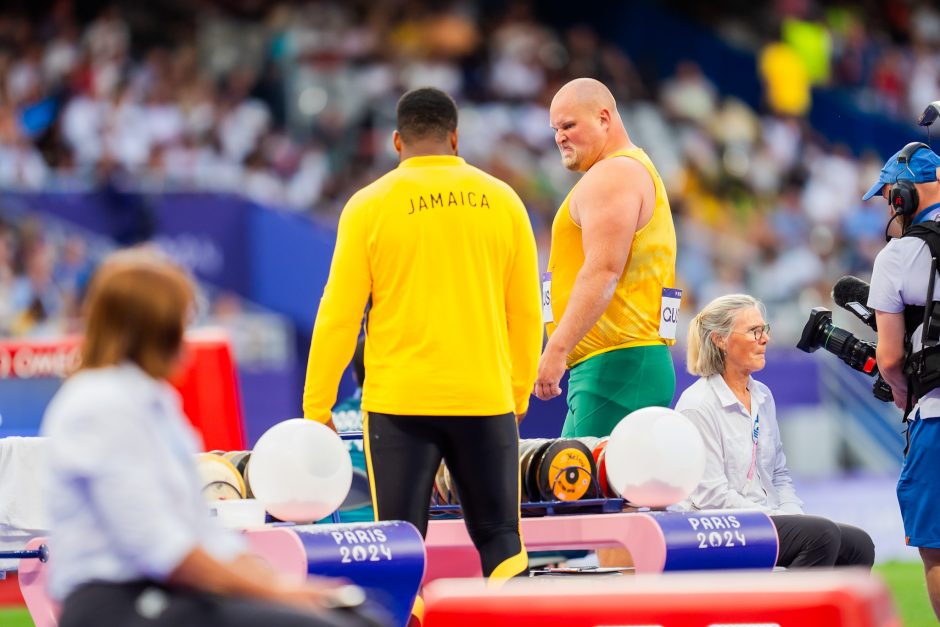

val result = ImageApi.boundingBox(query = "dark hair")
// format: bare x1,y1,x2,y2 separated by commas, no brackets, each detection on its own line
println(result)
396,87,458,143
81,249,194,380
352,335,365,385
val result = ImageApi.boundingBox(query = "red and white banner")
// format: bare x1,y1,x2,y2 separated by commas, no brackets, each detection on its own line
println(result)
0,340,82,380
0,331,246,450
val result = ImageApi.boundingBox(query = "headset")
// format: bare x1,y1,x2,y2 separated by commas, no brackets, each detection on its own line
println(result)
889,142,932,216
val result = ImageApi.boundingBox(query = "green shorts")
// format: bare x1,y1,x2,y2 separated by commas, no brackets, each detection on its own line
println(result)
561,345,676,438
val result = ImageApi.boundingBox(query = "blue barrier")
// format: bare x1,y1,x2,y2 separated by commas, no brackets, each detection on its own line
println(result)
291,521,425,627
650,510,778,571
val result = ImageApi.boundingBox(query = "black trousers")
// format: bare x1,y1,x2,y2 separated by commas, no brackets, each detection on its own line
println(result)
364,412,524,578
57,581,383,627
771,514,875,569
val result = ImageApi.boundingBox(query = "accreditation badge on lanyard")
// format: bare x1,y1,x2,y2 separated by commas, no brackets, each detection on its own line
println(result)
659,287,682,340
747,413,760,482
541,272,553,324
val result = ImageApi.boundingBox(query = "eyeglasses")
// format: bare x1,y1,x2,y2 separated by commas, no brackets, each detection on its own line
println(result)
733,323,771,342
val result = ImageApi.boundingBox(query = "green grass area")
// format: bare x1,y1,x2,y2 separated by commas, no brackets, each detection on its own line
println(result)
0,607,34,627
875,560,933,627
0,561,931,626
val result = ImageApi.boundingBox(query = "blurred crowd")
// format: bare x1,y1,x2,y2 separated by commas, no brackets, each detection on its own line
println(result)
676,0,940,122
0,214,92,337
0,210,293,368
0,0,929,345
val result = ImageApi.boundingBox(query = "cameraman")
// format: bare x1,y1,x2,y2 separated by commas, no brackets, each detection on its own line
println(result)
864,143,940,619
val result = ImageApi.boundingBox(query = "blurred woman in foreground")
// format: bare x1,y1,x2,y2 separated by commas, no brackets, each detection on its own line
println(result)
42,250,379,627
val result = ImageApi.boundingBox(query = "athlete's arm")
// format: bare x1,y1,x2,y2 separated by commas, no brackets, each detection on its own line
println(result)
302,200,372,423
534,157,651,400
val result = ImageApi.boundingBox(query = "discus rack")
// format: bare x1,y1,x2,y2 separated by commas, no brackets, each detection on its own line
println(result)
430,464,630,518
430,496,627,518
336,431,630,519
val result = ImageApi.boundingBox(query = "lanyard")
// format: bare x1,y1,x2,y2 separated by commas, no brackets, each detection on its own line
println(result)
746,412,760,481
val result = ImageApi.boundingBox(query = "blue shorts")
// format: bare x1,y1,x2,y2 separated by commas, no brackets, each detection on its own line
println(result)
897,416,940,548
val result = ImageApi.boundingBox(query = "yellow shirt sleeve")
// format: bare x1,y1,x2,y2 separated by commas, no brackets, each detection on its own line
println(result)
302,197,372,423
505,195,542,415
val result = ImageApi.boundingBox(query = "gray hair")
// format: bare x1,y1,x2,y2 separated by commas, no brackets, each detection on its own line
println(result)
687,294,766,377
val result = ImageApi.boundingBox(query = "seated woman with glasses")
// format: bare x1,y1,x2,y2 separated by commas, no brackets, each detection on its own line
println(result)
675,294,875,569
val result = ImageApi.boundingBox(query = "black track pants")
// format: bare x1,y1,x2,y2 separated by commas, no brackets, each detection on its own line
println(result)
364,412,526,579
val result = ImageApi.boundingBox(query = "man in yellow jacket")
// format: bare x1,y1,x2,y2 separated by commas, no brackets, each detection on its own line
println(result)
303,87,542,582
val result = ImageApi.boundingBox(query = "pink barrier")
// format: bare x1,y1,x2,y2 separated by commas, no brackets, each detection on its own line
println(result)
18,538,56,627
242,527,309,581
17,527,309,627
424,512,667,583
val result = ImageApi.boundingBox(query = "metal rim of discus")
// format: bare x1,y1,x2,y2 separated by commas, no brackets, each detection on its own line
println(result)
517,439,543,502
225,450,253,497
591,438,611,498
525,440,555,502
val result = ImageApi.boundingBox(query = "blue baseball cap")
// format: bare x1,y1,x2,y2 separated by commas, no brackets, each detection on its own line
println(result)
862,144,940,200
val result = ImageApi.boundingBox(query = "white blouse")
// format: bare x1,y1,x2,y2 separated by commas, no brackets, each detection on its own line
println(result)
41,363,245,600
674,374,803,515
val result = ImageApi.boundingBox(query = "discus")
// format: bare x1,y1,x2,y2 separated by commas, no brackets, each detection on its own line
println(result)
196,452,246,500
535,438,595,501
442,462,457,505
577,436,600,452
433,461,449,505
525,440,555,502
591,438,610,497
517,439,542,501
225,450,251,474
225,451,253,497
221,450,241,462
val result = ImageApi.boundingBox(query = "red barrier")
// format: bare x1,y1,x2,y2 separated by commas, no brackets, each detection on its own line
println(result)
0,329,245,451
170,329,246,451
423,571,900,627
0,573,24,607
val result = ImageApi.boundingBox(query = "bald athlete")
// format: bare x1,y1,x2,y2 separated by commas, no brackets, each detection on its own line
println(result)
535,78,679,438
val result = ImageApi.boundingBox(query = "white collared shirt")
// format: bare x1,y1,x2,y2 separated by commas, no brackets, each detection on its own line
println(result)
40,363,245,600
674,374,803,515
